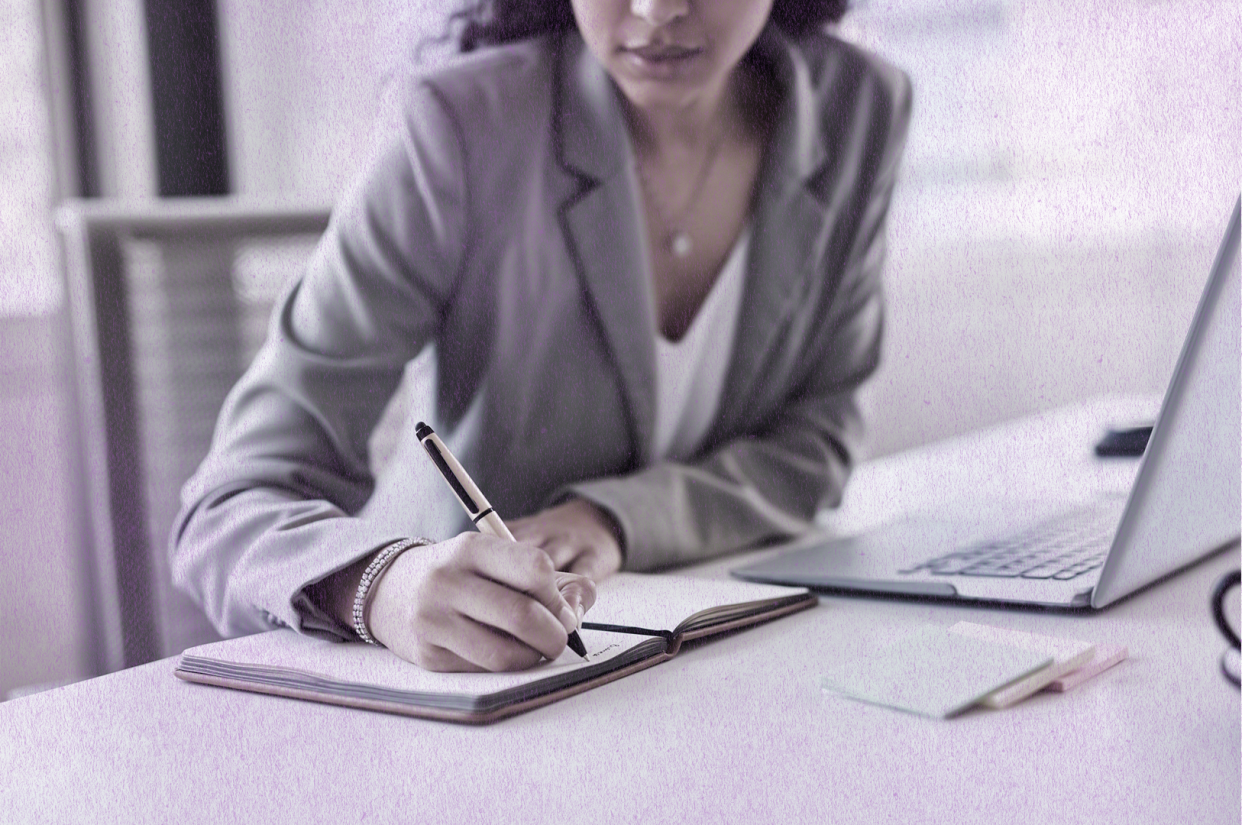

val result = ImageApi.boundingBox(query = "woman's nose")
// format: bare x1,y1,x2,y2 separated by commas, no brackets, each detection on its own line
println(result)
630,0,690,27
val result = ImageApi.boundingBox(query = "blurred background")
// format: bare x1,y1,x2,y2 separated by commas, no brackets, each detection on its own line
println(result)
0,0,1238,700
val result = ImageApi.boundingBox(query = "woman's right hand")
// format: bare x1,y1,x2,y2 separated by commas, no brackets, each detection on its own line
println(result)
364,533,596,672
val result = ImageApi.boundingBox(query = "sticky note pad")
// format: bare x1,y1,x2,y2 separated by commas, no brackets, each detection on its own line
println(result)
948,622,1095,708
820,626,1053,719
1043,644,1128,692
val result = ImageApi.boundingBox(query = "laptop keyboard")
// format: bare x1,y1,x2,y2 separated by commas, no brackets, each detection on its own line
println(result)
899,506,1118,580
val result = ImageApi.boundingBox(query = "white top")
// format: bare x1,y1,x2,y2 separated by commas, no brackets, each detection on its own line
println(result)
653,228,751,461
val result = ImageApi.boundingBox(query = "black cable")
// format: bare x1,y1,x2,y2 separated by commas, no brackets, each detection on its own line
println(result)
1211,570,1240,647
1221,650,1240,688
1211,570,1240,688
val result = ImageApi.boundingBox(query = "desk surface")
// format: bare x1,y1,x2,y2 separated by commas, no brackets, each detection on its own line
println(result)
3,397,1239,825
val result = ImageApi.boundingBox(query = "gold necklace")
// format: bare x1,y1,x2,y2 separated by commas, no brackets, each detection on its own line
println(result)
635,128,728,260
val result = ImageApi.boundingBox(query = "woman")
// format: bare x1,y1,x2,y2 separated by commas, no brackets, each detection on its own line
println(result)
171,0,910,672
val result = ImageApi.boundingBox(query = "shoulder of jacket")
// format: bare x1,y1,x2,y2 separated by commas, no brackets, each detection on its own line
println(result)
795,29,912,115
407,37,558,129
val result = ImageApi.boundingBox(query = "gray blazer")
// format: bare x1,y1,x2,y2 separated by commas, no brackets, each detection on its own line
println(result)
171,26,911,640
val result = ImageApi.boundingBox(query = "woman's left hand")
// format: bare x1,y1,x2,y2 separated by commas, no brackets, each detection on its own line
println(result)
509,499,624,580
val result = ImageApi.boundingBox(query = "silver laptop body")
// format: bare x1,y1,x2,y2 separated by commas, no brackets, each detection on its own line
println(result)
733,198,1241,609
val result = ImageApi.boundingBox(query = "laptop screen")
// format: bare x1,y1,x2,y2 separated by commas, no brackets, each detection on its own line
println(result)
1093,197,1242,607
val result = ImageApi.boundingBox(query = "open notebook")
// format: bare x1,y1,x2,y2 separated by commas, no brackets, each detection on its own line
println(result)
175,574,815,723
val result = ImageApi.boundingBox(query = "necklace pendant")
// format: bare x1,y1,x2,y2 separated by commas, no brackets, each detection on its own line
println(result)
670,231,693,259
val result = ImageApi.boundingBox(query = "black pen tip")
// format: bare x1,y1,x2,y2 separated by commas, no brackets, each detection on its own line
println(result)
567,630,588,659
414,422,433,440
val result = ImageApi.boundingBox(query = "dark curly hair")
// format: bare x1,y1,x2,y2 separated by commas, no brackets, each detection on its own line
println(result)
453,0,850,52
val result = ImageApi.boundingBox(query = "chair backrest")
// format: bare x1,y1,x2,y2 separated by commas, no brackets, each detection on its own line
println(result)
56,198,331,672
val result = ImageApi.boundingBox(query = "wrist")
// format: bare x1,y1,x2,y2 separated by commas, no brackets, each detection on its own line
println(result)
310,539,426,635
352,538,429,645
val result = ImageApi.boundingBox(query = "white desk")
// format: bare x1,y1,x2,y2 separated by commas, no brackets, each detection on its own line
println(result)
3,397,1239,824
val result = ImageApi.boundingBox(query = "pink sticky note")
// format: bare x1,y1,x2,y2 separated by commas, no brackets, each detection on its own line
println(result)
1043,645,1128,692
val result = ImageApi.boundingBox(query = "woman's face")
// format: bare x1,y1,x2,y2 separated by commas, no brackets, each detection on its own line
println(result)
570,0,776,115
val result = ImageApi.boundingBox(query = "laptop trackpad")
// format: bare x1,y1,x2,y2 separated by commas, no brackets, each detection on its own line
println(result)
732,518,972,596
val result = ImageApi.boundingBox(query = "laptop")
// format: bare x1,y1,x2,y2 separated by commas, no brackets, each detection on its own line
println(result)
733,197,1241,609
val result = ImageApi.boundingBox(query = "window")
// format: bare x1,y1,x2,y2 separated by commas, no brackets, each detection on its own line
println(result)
1,0,60,317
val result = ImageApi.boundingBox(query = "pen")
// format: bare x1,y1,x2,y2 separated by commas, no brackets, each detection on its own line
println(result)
414,421,589,660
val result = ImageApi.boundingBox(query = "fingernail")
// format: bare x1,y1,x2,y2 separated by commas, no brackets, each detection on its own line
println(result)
576,603,585,623
559,605,578,632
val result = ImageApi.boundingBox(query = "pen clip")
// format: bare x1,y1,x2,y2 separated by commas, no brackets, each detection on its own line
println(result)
418,431,482,516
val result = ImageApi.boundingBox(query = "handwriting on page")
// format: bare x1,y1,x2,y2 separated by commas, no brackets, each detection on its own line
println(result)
587,643,621,661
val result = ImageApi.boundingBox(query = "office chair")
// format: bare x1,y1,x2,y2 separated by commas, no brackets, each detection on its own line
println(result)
56,198,331,673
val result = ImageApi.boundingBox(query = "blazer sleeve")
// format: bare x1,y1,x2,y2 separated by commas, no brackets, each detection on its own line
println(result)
567,66,913,572
169,82,468,640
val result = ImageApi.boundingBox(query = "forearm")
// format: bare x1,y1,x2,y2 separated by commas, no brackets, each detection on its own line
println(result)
171,483,408,639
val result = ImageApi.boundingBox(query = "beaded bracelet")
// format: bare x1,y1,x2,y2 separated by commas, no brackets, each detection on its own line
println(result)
352,537,432,646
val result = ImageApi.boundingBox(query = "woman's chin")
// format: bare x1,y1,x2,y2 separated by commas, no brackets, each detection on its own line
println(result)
612,74,714,117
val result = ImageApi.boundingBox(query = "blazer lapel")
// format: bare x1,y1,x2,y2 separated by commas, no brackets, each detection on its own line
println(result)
715,28,832,437
555,34,658,466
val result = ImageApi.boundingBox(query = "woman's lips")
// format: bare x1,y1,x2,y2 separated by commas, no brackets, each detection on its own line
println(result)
624,43,702,61
619,42,704,80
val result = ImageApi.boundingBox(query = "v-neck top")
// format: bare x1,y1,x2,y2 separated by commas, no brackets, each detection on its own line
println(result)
653,227,751,461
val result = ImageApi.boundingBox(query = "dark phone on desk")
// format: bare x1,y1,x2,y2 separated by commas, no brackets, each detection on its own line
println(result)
1094,425,1153,458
